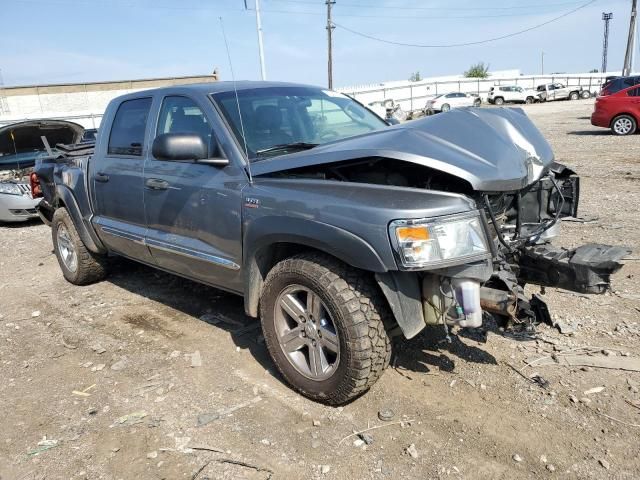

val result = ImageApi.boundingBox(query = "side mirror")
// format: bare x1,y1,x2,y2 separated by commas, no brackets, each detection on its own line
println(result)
152,133,228,166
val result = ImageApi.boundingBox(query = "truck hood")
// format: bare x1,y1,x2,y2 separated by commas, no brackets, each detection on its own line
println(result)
251,107,554,192
0,120,84,171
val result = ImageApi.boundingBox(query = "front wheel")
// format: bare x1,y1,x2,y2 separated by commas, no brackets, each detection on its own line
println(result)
473,98,481,107
611,115,637,136
525,96,534,104
260,253,392,405
52,208,108,285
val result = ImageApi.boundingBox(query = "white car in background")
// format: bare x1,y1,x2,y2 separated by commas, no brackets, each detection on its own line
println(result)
488,85,539,105
424,92,481,114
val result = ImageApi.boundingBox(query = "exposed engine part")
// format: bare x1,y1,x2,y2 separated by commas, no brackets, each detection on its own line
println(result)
479,287,517,317
422,276,482,328
518,243,631,294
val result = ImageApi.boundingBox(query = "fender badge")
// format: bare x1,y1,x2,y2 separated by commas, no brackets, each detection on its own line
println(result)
244,197,260,209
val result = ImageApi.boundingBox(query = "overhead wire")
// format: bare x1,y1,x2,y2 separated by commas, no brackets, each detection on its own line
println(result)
266,0,587,11
332,0,597,48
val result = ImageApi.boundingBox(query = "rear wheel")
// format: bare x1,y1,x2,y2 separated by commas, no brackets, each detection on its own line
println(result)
441,103,451,112
473,98,481,107
581,90,591,99
494,97,504,106
611,115,637,136
260,252,392,405
569,91,579,100
52,208,108,285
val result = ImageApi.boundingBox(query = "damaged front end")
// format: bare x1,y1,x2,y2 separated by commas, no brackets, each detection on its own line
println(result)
252,106,630,337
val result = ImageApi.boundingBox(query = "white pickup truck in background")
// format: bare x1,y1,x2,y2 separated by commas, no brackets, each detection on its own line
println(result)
536,83,591,101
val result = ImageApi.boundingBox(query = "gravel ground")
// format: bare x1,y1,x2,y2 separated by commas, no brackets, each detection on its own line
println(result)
0,99,639,480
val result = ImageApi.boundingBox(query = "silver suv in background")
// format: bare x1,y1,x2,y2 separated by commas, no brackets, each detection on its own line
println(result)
487,85,538,105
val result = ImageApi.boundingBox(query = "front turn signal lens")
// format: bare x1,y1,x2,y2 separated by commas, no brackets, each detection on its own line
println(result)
396,226,430,242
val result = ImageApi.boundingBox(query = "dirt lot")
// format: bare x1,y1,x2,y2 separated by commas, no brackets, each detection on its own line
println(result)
1,99,639,480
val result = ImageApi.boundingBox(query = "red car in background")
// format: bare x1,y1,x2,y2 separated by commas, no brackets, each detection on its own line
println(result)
591,76,640,135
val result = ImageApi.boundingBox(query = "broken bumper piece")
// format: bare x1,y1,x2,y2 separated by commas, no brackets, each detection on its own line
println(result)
518,243,631,294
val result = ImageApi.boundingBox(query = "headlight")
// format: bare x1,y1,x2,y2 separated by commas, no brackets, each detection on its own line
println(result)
390,212,491,268
0,183,22,196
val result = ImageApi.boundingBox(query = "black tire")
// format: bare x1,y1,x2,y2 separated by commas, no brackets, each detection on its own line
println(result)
473,98,481,107
441,103,451,112
525,96,534,104
569,91,579,100
610,115,637,136
494,97,504,106
52,208,108,285
581,90,591,99
260,252,392,405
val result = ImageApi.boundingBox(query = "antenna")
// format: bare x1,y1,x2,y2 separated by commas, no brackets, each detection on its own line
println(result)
219,16,252,184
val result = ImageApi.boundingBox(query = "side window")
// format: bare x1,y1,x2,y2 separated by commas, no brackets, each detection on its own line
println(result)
627,87,640,97
156,96,216,157
108,98,152,156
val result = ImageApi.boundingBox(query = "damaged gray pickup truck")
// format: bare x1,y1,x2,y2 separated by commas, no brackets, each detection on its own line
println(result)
34,82,630,404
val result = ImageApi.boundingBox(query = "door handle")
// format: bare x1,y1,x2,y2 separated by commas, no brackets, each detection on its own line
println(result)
95,172,110,183
145,178,169,190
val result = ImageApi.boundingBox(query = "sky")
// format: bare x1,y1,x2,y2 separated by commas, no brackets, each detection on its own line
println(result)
0,0,636,89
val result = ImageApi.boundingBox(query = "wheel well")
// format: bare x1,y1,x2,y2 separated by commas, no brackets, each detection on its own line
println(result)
610,113,638,127
245,242,379,319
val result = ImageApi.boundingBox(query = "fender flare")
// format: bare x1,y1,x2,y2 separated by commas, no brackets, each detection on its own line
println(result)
243,216,389,317
55,185,106,254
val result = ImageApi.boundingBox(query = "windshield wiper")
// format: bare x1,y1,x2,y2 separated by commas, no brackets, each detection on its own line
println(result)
256,142,319,156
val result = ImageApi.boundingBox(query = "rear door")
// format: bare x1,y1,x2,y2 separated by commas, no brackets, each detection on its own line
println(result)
625,86,640,119
91,97,154,263
143,94,245,292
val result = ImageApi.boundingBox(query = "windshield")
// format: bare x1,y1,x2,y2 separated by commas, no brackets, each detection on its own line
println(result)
211,86,387,160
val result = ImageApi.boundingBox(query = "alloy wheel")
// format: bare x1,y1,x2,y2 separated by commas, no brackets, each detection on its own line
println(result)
274,285,340,380
56,224,78,273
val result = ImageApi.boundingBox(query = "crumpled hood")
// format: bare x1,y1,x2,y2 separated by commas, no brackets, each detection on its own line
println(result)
251,107,554,192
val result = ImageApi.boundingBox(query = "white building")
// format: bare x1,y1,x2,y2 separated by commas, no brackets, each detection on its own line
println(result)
0,73,218,128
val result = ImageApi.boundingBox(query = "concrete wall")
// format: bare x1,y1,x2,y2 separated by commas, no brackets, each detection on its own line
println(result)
0,74,218,128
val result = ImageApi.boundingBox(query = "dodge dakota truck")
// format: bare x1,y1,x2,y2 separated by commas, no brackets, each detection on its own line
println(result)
33,82,629,404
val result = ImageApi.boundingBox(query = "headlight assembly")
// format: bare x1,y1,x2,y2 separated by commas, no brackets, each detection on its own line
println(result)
0,183,22,196
390,212,491,269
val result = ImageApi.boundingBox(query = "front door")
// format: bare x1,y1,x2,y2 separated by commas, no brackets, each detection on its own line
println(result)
143,95,245,292
91,96,154,263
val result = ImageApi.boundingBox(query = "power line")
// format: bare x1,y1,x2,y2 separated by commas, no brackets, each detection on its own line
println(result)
266,0,587,11
260,8,588,19
333,0,597,48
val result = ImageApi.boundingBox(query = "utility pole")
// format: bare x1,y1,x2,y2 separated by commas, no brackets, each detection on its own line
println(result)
244,0,267,80
326,0,335,89
602,12,613,73
255,0,267,80
622,0,637,76
541,51,544,75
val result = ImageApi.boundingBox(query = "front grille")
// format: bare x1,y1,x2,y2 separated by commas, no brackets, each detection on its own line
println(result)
9,208,37,216
16,183,31,196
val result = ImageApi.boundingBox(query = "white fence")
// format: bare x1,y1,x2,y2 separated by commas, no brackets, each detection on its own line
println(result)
338,73,618,112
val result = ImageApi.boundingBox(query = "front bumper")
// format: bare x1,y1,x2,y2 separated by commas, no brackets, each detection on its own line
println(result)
0,193,42,222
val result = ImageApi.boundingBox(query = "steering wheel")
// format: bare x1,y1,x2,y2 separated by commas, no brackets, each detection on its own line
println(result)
319,130,341,141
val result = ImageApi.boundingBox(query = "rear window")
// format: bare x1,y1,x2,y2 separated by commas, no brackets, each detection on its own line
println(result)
108,97,152,156
604,76,640,95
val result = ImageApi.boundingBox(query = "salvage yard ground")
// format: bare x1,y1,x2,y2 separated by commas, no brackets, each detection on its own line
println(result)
1,99,639,480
